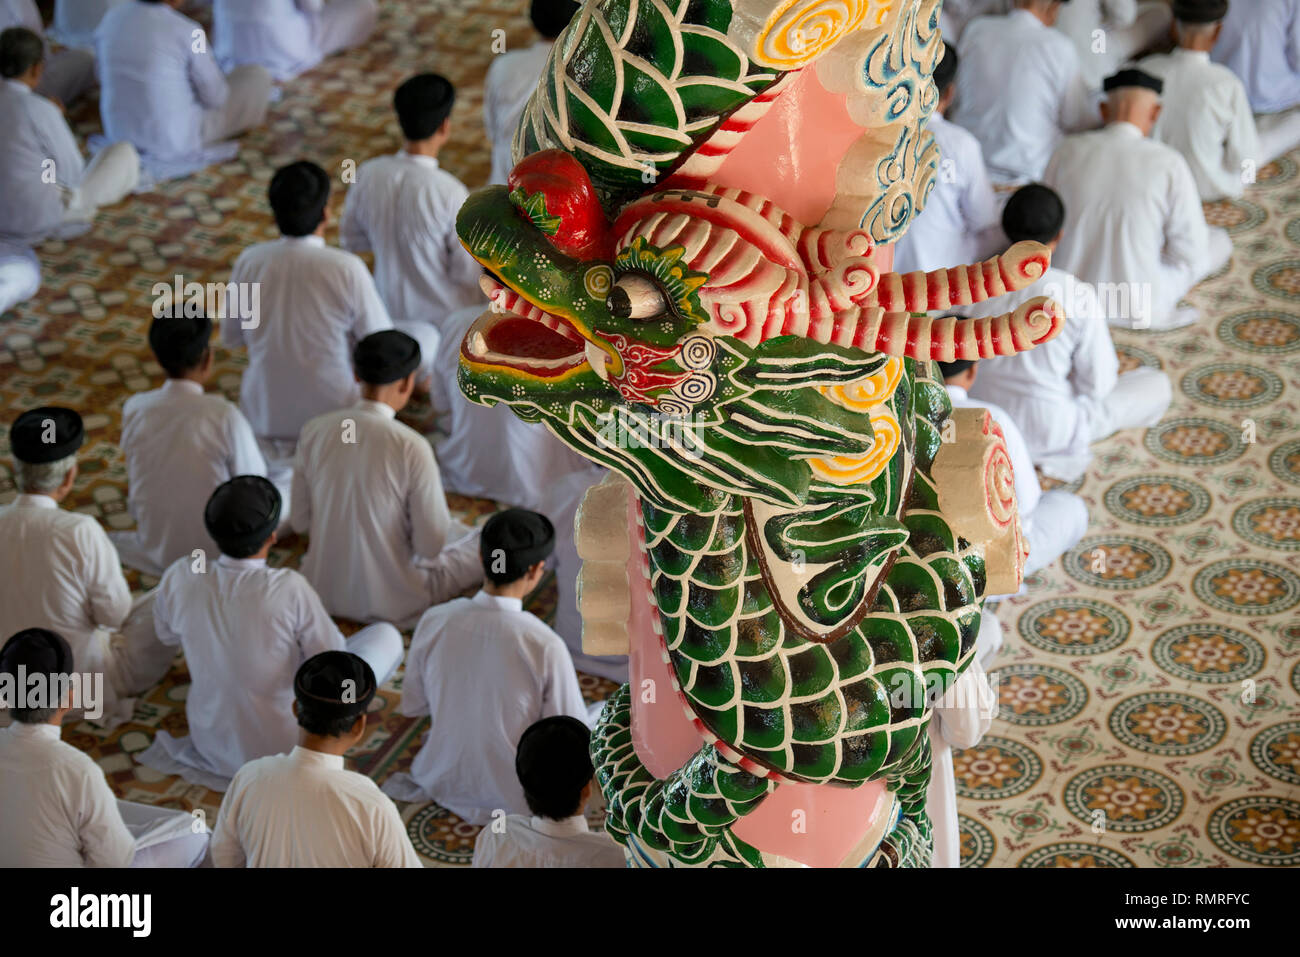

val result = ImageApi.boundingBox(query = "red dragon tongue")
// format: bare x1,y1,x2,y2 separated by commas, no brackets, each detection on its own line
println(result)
508,149,613,260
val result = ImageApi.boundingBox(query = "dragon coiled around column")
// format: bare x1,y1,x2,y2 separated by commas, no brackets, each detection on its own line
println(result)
455,0,1064,867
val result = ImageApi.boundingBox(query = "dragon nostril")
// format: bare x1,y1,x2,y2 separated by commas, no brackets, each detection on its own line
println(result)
607,287,632,319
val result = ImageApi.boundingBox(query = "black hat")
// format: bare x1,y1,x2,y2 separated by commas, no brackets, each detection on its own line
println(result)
294,651,376,723
0,628,73,680
1103,68,1164,95
515,715,593,802
204,476,281,555
1173,0,1228,23
481,508,555,581
354,330,421,385
9,407,84,464
937,358,975,379
148,314,212,373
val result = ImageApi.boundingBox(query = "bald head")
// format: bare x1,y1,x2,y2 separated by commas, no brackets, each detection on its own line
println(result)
1102,86,1162,136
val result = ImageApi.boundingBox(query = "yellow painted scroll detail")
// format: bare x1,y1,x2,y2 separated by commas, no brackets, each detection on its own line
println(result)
753,0,888,69
808,356,903,485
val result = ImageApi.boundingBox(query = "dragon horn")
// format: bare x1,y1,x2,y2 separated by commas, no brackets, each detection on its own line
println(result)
869,242,1051,312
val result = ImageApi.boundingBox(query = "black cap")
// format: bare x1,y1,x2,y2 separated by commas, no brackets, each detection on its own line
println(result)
481,508,555,581
294,651,376,723
148,314,212,372
9,407,84,464
937,358,975,379
354,330,421,385
204,476,281,555
0,628,73,680
1173,0,1228,22
515,715,594,801
1103,68,1164,95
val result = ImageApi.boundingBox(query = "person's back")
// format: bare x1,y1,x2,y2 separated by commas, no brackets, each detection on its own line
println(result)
213,0,314,80
472,813,626,867
1213,0,1300,113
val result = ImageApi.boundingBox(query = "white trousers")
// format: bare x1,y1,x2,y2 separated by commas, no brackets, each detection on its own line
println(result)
90,589,176,730
63,141,140,226
0,244,40,314
392,319,442,392
1090,366,1172,441
1257,107,1300,166
1023,490,1089,576
118,800,210,868
411,523,484,624
256,436,296,535
200,64,273,146
36,48,96,107
1149,226,1233,329
346,621,405,687
976,606,1002,670
310,0,379,60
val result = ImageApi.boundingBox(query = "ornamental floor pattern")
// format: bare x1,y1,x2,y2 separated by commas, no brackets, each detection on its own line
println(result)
1,0,1297,868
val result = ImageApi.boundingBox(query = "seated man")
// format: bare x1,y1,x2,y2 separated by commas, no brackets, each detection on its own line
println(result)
0,407,172,730
892,42,1002,275
1145,0,1299,199
925,652,997,868
1045,68,1232,330
951,0,1098,184
292,331,481,627
940,361,1089,576
382,509,592,823
0,628,210,867
962,185,1173,480
210,651,422,867
1213,0,1300,117
472,716,626,868
483,0,579,185
0,0,95,105
0,28,138,250
140,476,403,791
113,314,268,576
339,74,480,351
1055,0,1173,89
213,0,377,81
95,0,272,181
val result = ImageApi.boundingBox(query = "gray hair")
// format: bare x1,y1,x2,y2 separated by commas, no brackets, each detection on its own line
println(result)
13,454,76,494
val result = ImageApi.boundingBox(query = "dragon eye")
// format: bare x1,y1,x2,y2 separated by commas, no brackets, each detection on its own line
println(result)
607,274,668,321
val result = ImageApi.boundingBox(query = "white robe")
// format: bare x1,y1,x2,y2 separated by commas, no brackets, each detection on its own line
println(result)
50,0,128,50
1142,49,1262,201
1053,0,1172,90
951,9,1097,183
1045,122,1232,329
891,111,1002,275
0,79,89,245
483,39,554,185
0,240,39,314
211,746,422,867
0,723,208,867
0,0,96,106
925,658,996,868
938,0,1008,44
111,378,268,576
213,0,378,81
1213,0,1300,114
472,813,627,868
383,590,589,824
140,553,402,791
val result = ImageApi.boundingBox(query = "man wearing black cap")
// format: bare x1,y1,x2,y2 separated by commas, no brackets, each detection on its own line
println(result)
292,330,482,627
0,406,172,730
471,715,625,868
0,628,209,867
141,475,402,791
111,314,269,576
210,650,421,867
382,508,591,823
1045,67,1232,330
213,0,377,82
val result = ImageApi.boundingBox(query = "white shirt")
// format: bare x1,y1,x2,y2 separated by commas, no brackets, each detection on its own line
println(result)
152,554,347,783
399,590,589,825
1213,0,1300,114
119,378,266,576
1142,48,1260,201
211,746,422,867
0,79,87,245
962,265,1119,468
95,1,229,162
951,9,1096,182
339,151,482,329
213,0,321,81
292,399,452,624
945,385,1041,519
472,813,626,868
926,659,996,868
0,494,132,679
224,234,393,441
891,112,1001,274
483,39,553,184
0,723,136,867
1044,122,1211,325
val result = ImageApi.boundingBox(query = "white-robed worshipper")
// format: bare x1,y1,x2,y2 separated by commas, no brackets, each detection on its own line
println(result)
472,716,626,868
292,331,482,627
49,0,128,50
213,0,377,81
383,509,592,822
940,362,1089,576
94,0,272,181
1145,0,1300,200
211,651,422,867
892,42,1003,275
112,314,268,576
0,408,173,730
925,653,997,868
950,0,1099,184
939,0,1008,43
0,629,211,868
0,240,39,315
1213,0,1300,115
1045,68,1233,330
483,0,579,185
0,1,95,105
1054,0,1172,90
962,185,1172,481
140,477,401,790
0,28,138,250
339,74,479,362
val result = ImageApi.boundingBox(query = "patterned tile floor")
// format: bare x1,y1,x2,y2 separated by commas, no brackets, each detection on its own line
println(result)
2,1,1297,867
